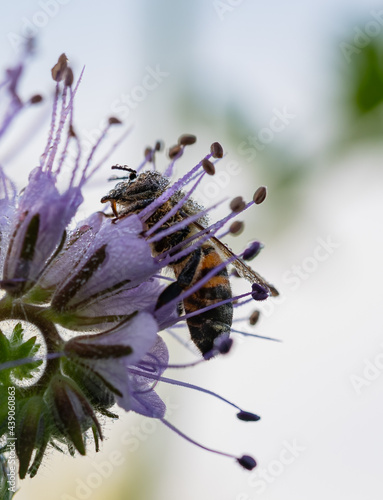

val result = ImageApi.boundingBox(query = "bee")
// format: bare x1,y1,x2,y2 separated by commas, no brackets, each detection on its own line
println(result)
101,167,278,355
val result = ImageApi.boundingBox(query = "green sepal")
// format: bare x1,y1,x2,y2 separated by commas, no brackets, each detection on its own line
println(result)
0,324,42,384
15,396,45,479
46,374,102,456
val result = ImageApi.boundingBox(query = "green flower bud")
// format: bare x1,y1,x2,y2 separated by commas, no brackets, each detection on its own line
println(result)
46,374,102,456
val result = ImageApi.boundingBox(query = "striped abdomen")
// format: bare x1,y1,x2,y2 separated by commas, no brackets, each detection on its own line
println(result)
171,243,233,355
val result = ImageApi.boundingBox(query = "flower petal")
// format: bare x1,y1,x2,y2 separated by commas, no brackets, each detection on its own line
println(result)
3,168,84,295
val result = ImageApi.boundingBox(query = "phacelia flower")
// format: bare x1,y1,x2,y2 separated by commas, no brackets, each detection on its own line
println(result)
0,48,278,497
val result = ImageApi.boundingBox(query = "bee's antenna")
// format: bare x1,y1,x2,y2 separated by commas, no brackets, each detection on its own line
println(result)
108,164,137,182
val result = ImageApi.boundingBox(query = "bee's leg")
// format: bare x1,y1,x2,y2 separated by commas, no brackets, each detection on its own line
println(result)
152,226,191,254
155,249,201,309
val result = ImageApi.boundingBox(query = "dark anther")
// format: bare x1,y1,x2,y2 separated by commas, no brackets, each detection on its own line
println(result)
249,310,260,326
168,145,183,159
51,53,68,82
202,158,215,176
108,117,122,125
251,283,269,301
230,196,246,213
253,186,267,205
237,411,261,422
229,221,244,235
210,142,223,158
178,134,197,146
237,455,257,470
30,94,43,104
215,337,233,354
155,140,164,152
243,241,262,261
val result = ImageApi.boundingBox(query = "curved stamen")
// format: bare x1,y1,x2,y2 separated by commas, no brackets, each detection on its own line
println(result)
129,367,260,422
160,418,257,470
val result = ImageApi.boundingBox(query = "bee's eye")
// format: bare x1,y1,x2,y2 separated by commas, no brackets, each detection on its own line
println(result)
129,172,137,182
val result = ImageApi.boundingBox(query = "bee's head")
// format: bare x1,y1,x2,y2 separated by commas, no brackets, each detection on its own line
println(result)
100,168,169,217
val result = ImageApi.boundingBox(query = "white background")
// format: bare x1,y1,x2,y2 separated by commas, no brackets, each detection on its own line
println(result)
1,1,382,499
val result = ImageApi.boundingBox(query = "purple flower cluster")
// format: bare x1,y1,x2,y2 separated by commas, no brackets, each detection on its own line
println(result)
0,49,278,489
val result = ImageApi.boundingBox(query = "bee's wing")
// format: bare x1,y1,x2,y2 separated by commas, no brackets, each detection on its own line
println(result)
192,221,279,297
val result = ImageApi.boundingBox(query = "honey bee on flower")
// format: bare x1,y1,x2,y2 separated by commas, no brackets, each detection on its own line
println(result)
0,50,278,496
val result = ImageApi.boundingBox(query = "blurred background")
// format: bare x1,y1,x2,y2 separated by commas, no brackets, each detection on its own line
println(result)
1,1,383,499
